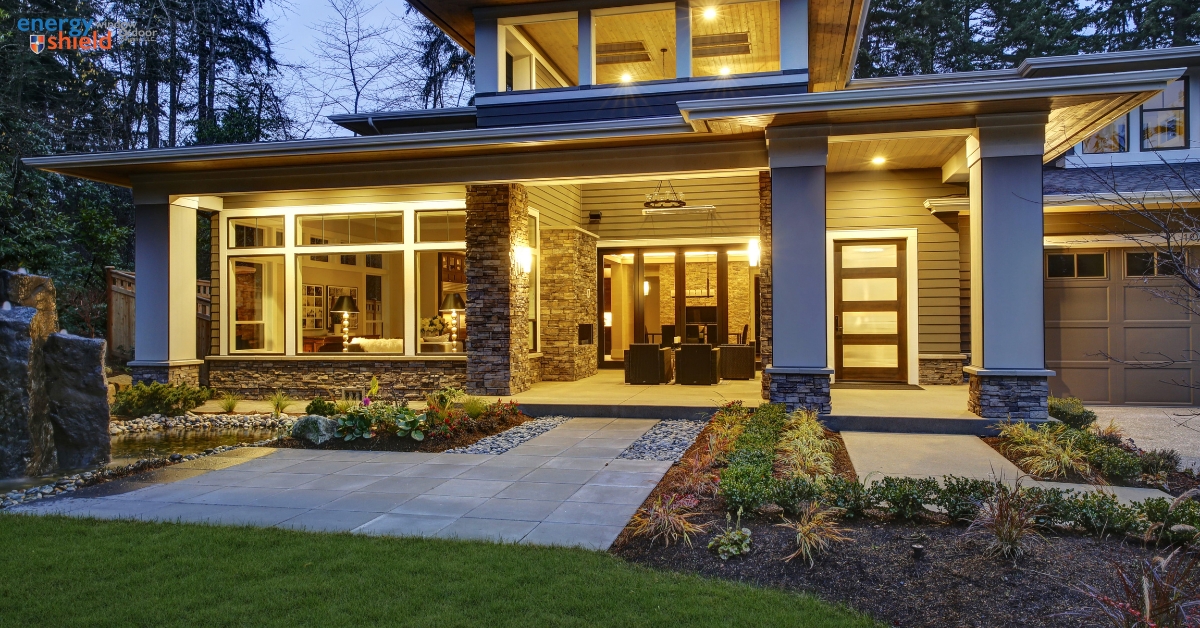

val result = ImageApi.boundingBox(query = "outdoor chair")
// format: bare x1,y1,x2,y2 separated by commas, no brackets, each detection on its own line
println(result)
624,343,674,384
676,344,720,385
719,344,755,380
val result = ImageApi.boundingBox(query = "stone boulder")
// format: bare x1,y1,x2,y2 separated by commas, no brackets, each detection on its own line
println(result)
0,305,56,477
42,332,111,469
291,415,338,445
1,270,57,335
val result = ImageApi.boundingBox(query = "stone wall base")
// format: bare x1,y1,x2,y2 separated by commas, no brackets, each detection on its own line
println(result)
919,358,966,385
767,372,832,414
968,374,1049,420
131,364,200,386
206,359,466,401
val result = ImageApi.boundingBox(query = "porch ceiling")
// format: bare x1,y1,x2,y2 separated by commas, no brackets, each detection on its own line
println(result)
827,135,962,173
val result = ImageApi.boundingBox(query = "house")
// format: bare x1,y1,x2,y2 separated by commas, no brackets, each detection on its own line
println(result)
25,0,1200,419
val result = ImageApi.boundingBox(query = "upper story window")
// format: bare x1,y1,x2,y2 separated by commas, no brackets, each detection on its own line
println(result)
1142,78,1188,151
692,0,780,78
595,5,676,84
1081,114,1129,154
296,213,405,245
229,216,284,248
504,15,578,91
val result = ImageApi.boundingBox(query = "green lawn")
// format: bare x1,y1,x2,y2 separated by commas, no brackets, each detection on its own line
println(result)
0,515,875,627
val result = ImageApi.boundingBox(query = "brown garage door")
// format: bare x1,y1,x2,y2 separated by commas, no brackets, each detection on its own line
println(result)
1045,247,1200,405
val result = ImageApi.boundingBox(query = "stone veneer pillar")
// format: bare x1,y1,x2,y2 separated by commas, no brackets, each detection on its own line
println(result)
465,184,533,396
539,227,599,381
758,171,773,400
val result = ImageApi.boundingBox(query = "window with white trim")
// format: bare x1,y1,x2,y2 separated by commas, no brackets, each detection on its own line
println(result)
1142,78,1188,150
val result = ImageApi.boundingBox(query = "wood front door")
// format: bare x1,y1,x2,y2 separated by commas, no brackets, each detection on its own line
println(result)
833,239,908,383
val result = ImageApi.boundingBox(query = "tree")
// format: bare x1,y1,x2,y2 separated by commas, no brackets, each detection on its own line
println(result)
305,0,406,118
1091,0,1200,51
403,4,473,109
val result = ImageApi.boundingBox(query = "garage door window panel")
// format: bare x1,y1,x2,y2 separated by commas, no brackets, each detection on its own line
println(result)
1047,252,1106,279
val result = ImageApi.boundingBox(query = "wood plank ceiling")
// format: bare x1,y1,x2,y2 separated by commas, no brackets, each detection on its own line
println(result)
690,1,781,78
826,136,963,172
807,0,868,92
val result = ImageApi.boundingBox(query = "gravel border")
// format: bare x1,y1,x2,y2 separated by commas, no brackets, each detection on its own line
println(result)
445,416,571,454
111,414,293,435
618,419,707,462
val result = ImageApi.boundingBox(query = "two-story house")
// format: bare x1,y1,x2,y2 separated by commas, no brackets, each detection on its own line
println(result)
25,0,1200,420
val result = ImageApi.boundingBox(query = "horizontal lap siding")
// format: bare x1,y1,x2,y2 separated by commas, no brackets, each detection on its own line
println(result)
827,169,965,354
528,184,582,229
221,185,467,210
581,175,760,241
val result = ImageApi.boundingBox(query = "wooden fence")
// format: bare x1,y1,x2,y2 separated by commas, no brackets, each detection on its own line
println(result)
105,267,213,364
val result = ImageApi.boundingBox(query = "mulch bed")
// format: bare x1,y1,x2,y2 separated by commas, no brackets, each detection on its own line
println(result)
983,436,1200,497
267,413,535,453
612,424,1166,627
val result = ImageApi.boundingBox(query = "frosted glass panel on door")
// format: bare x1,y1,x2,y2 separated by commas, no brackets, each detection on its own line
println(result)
843,345,898,368
842,278,897,301
843,311,897,334
842,245,897,268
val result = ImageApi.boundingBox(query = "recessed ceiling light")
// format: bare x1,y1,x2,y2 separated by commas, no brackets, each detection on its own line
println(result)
620,73,632,83
719,66,731,76
871,156,886,165
702,7,717,19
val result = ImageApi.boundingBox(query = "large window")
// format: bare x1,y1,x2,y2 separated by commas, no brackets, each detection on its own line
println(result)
1082,115,1129,154
299,252,405,353
416,250,467,354
1142,79,1188,150
230,256,285,352
503,15,578,91
692,0,780,78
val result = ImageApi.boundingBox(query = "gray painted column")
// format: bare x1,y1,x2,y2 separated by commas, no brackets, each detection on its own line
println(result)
474,18,503,94
763,125,832,412
675,0,691,79
965,112,1053,419
578,10,595,86
130,201,201,384
779,0,809,73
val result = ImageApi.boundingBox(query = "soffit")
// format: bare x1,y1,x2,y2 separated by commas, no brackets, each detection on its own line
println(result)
827,135,962,172
807,0,867,92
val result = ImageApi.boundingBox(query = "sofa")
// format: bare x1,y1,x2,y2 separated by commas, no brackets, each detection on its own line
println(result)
347,337,405,353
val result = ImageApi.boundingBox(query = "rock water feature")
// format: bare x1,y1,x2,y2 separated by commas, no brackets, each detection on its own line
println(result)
0,270,111,478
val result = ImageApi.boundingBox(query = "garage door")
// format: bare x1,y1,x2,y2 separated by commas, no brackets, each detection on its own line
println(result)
1045,247,1200,405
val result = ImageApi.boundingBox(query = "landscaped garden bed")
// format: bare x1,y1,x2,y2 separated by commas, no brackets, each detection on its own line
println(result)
612,401,1200,628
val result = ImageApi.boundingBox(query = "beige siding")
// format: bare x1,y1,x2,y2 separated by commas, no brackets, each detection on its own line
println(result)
221,185,466,210
527,184,581,228
581,175,760,241
826,169,966,354
958,218,971,354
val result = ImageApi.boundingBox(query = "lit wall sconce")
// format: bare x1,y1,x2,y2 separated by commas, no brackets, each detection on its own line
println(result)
748,238,760,267
643,280,650,296
604,312,612,327
515,245,533,274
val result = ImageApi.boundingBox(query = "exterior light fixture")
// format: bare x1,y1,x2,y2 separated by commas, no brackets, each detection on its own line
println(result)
871,156,886,165
703,6,717,19
604,312,613,327
331,295,359,352
748,238,760,267
515,245,533,274
643,280,650,296
719,66,731,76
439,293,467,353
620,73,632,83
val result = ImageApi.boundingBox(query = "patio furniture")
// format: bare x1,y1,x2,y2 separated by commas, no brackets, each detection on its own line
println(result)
719,344,756,380
728,324,750,345
676,344,720,385
624,343,674,384
660,325,677,348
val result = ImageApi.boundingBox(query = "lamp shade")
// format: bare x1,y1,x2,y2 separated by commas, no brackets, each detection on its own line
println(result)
440,293,466,312
331,295,359,313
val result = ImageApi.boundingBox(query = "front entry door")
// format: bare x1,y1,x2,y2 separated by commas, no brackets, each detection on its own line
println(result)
834,239,908,383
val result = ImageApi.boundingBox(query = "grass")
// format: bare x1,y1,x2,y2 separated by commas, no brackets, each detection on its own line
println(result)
0,515,876,628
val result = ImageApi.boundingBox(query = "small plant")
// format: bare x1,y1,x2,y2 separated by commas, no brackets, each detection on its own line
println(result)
1092,419,1126,446
1143,449,1183,476
676,451,719,497
268,390,293,417
364,376,381,403
334,398,358,414
304,398,337,417
1140,492,1200,545
461,396,489,420
708,509,752,560
718,462,776,512
337,407,376,441
822,475,874,519
1075,548,1200,628
935,476,999,523
967,480,1045,559
1063,490,1139,535
1048,395,1098,430
1089,445,1142,482
775,409,838,479
111,381,213,417
777,502,852,566
629,494,709,547
218,391,242,414
997,421,1092,480
772,475,823,516
870,476,938,521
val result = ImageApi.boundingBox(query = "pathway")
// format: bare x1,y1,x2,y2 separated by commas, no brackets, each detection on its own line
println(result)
10,418,669,550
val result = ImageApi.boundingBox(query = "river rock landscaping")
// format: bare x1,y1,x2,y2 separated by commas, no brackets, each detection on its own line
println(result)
618,419,708,462
446,416,571,454
109,413,294,435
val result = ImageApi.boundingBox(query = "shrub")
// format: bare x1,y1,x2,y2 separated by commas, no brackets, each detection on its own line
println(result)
708,510,752,560
461,396,489,420
112,381,212,417
777,502,851,566
337,407,375,441
1076,548,1200,628
676,452,719,498
997,421,1092,479
719,463,776,512
630,494,709,547
1024,485,1075,529
1139,492,1200,545
304,398,337,417
1089,445,1142,482
771,475,823,516
821,476,874,519
219,391,241,414
718,404,788,513
934,476,998,523
1048,395,1098,430
776,409,837,479
1142,449,1183,476
477,400,522,431
967,480,1044,559
1064,490,1140,535
869,476,939,521
1091,419,1126,447
268,390,293,417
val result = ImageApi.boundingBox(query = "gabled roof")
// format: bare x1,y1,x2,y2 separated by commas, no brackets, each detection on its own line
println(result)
1045,162,1200,196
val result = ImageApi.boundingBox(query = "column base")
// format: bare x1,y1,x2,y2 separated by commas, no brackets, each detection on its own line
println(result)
765,368,832,414
129,361,203,386
919,354,967,385
966,368,1052,420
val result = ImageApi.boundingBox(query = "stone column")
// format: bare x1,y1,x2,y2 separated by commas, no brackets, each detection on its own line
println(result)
758,171,773,400
763,126,832,413
465,184,533,395
540,227,599,382
129,200,203,385
965,113,1053,420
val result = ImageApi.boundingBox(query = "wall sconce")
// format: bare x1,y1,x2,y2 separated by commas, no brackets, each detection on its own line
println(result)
515,245,533,274
748,238,760,267
643,280,650,296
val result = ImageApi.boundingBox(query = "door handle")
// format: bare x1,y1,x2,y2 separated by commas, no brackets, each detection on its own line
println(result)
834,315,841,333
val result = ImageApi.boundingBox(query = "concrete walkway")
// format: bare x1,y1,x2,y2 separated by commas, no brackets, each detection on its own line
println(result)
11,418,668,550
842,431,1172,504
